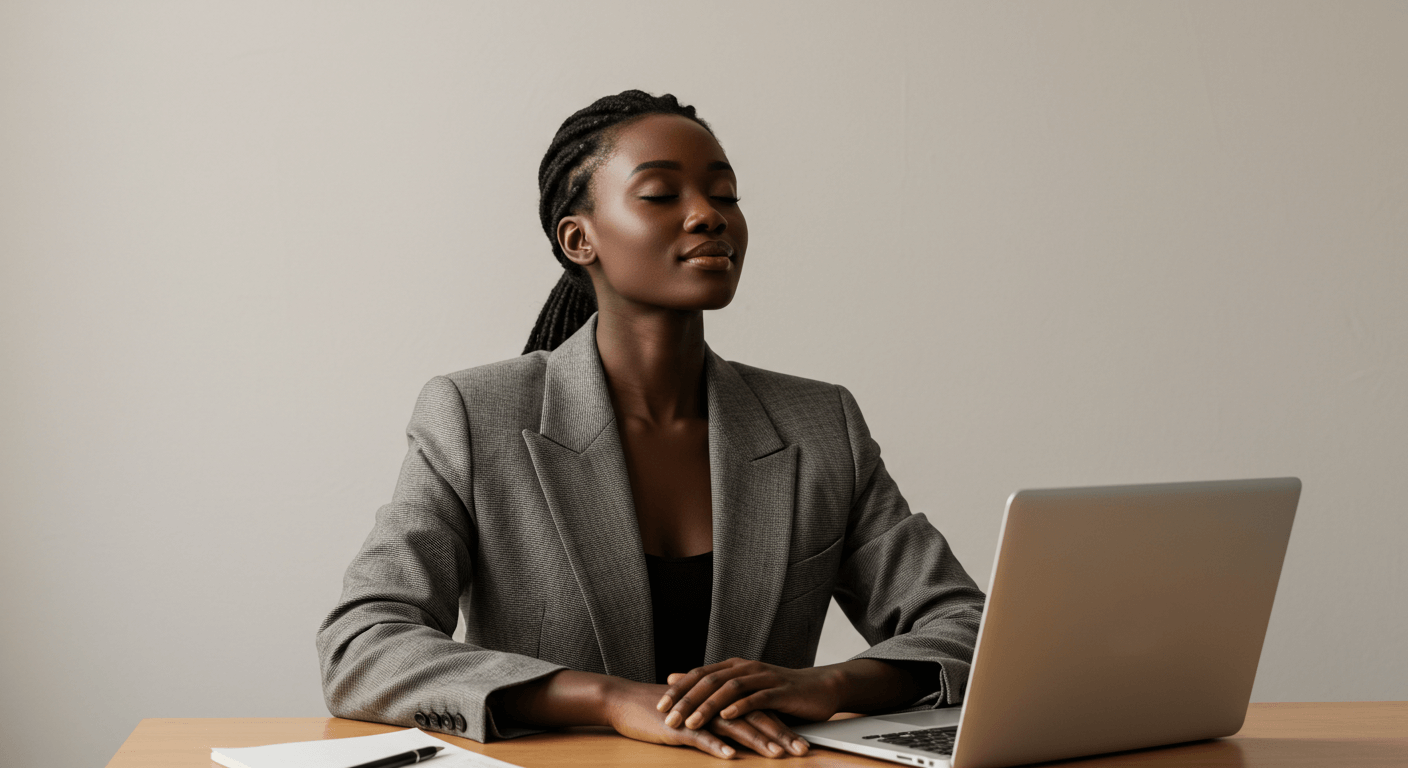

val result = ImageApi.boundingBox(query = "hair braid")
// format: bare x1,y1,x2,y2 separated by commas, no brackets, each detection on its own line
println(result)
522,90,715,354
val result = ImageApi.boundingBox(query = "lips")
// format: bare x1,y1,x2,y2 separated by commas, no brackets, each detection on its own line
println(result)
680,241,735,261
679,241,736,271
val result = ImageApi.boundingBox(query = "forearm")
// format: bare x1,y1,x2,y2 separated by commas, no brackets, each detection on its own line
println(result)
824,658,929,714
495,669,624,729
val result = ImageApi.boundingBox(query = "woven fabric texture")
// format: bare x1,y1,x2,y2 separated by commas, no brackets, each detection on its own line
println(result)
316,315,986,742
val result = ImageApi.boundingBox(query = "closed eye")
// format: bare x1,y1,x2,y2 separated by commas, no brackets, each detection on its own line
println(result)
639,194,740,205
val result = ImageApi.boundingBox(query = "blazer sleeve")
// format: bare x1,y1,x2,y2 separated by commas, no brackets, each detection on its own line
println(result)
832,384,987,709
315,375,565,742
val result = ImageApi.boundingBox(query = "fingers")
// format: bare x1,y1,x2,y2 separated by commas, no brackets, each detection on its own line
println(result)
657,661,729,717
743,710,809,756
719,688,776,720
662,662,752,728
710,716,788,758
686,673,774,728
678,726,736,760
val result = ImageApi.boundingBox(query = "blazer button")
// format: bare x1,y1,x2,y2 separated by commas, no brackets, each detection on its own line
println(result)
453,714,467,732
431,712,445,728
414,712,429,728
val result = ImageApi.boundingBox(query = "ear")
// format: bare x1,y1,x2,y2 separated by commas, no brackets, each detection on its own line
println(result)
557,215,597,267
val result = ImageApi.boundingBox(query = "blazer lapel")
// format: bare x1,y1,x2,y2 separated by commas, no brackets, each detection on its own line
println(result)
702,349,798,666
522,315,799,680
522,315,654,682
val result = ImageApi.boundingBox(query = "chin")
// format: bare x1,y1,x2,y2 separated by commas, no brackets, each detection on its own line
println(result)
679,285,738,312
612,276,740,313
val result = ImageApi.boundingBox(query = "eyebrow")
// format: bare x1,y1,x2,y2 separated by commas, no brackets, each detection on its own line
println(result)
628,160,734,178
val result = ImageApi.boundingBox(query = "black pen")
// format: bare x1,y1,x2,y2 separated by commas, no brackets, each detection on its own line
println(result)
344,745,444,768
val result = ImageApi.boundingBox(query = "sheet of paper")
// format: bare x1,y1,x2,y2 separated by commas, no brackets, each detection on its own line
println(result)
211,727,522,768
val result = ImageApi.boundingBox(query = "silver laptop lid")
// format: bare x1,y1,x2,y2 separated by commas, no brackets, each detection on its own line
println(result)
952,477,1300,768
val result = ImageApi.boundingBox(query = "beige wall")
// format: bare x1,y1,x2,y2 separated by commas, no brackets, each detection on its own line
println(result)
3,2,1405,765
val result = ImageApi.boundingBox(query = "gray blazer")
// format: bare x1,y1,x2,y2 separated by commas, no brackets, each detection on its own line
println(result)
316,315,985,742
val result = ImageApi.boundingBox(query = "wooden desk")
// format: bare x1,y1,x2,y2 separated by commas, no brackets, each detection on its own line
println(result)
107,702,1408,767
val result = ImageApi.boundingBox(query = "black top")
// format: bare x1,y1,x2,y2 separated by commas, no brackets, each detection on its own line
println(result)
643,551,713,685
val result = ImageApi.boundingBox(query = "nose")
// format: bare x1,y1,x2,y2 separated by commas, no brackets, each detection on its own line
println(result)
683,194,727,234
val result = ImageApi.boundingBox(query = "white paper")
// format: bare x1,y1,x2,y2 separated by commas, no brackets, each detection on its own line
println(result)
211,727,522,768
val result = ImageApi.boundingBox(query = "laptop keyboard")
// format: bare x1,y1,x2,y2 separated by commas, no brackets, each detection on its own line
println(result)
864,725,957,755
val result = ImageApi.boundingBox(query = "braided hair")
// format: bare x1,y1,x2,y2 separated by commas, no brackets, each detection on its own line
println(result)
522,90,715,354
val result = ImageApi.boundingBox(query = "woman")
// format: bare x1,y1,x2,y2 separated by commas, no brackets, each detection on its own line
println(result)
316,90,985,760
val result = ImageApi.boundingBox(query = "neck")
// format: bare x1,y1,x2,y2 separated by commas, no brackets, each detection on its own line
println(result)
593,303,707,425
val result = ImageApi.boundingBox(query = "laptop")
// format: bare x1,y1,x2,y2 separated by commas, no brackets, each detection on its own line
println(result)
794,477,1300,768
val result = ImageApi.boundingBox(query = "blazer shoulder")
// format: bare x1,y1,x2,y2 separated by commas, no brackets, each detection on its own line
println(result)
435,351,549,431
724,359,850,440
728,360,838,397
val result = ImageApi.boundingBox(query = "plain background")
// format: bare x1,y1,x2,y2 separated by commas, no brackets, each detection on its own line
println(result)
3,2,1406,766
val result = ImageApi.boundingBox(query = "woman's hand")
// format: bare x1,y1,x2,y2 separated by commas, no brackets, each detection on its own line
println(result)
656,658,934,733
498,669,806,759
656,658,843,731
707,710,810,758
605,678,806,759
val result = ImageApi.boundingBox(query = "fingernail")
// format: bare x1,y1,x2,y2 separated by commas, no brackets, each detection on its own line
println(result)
721,707,736,719
793,738,809,753
666,712,682,728
656,696,671,711
685,713,703,729
768,742,782,755
722,746,735,757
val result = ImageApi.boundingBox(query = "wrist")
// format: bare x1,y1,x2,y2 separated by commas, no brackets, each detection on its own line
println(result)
824,659,920,714
499,669,618,729
819,663,853,713
595,674,630,728
566,670,623,728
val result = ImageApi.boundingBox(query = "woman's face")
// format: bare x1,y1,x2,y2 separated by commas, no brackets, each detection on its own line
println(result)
560,113,748,313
